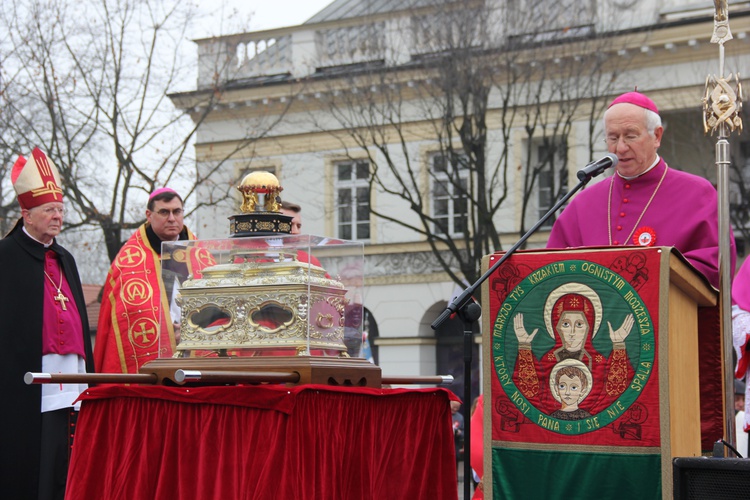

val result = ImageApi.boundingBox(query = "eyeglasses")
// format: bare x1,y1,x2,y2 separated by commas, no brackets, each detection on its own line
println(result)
38,207,65,216
154,208,184,218
603,134,643,146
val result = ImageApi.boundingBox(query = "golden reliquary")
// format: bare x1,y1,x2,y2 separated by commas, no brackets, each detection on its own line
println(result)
175,247,349,354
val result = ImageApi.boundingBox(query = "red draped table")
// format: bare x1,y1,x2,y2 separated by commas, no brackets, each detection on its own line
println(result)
66,384,459,499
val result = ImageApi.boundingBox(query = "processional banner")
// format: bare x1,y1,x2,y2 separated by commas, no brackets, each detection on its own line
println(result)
483,247,665,498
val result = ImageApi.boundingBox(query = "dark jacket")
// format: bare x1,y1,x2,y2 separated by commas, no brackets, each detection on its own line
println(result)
0,219,94,499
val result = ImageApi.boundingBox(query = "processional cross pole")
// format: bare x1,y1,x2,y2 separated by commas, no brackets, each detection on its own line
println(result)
703,0,744,452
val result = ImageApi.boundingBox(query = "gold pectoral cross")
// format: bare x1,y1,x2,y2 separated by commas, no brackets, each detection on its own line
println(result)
54,290,69,311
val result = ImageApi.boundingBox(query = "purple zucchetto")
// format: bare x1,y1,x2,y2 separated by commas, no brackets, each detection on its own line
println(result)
608,92,659,114
149,187,179,200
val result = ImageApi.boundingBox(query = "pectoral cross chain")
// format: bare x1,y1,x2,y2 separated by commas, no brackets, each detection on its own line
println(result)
44,271,69,311
54,290,69,311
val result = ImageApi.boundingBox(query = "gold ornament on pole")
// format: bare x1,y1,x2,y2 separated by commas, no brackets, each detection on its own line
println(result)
702,74,743,135
710,0,732,44
703,0,743,136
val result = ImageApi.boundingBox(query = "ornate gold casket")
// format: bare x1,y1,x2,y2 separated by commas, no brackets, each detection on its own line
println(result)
159,234,365,358
176,248,348,353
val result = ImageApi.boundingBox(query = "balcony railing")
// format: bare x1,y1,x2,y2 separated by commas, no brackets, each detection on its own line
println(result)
194,0,667,90
316,22,387,68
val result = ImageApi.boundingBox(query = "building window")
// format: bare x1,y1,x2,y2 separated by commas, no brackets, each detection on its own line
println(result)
507,0,595,44
431,152,469,236
335,161,371,240
533,141,567,228
410,7,485,56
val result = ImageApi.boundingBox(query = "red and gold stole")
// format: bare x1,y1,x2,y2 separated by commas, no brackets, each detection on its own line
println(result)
95,225,214,373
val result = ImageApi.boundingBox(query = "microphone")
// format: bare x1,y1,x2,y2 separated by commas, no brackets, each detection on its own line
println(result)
576,153,618,181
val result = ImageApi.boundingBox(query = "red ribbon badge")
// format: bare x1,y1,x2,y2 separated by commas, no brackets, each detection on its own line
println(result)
634,227,656,247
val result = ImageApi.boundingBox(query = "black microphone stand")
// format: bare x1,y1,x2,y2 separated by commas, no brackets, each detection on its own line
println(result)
431,163,611,500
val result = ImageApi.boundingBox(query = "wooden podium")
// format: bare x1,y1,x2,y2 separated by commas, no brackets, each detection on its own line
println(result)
480,247,723,499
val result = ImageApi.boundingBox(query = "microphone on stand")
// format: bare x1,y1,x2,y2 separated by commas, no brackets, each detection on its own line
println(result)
576,153,619,181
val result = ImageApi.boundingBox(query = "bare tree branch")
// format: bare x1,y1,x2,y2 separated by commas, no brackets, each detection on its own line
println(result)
0,0,292,272
314,1,632,287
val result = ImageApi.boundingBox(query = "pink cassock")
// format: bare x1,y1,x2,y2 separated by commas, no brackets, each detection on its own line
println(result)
734,258,750,311
733,256,750,431
547,158,736,289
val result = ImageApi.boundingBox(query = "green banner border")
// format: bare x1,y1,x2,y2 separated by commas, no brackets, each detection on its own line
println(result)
492,260,655,435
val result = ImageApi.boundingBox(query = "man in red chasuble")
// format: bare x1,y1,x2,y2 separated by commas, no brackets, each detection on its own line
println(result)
0,148,94,499
547,91,736,288
95,188,213,373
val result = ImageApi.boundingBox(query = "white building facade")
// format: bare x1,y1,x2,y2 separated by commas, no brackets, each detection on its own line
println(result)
170,0,750,401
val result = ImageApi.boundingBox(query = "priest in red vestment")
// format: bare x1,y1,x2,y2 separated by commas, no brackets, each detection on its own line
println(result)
95,188,214,373
547,91,736,288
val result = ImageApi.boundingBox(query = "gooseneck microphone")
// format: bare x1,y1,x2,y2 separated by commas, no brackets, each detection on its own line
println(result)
576,153,619,181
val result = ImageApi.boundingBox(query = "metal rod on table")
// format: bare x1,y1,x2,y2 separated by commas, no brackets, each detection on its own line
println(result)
25,370,455,387
175,371,454,386
381,375,455,385
24,372,159,385
174,369,301,384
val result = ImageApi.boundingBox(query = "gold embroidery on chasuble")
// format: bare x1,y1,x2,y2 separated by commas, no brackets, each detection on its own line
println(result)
121,278,154,307
115,232,163,366
130,317,159,349
117,245,146,267
171,248,189,264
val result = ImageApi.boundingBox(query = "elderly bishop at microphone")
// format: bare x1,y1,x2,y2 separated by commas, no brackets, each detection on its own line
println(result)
0,148,95,499
547,91,736,288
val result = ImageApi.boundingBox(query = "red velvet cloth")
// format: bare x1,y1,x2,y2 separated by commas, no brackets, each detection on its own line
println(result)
698,306,725,451
66,385,459,499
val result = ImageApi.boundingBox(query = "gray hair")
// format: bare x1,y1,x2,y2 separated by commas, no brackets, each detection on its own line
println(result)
644,108,662,136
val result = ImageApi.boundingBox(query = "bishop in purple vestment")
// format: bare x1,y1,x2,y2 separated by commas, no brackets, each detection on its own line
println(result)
547,91,736,289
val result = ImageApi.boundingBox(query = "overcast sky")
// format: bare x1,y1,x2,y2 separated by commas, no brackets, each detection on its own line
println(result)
197,0,335,38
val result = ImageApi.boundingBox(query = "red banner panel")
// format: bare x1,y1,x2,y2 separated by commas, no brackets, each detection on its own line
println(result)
487,248,661,447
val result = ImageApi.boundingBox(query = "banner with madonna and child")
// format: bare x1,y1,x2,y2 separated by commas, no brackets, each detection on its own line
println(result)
480,246,722,499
